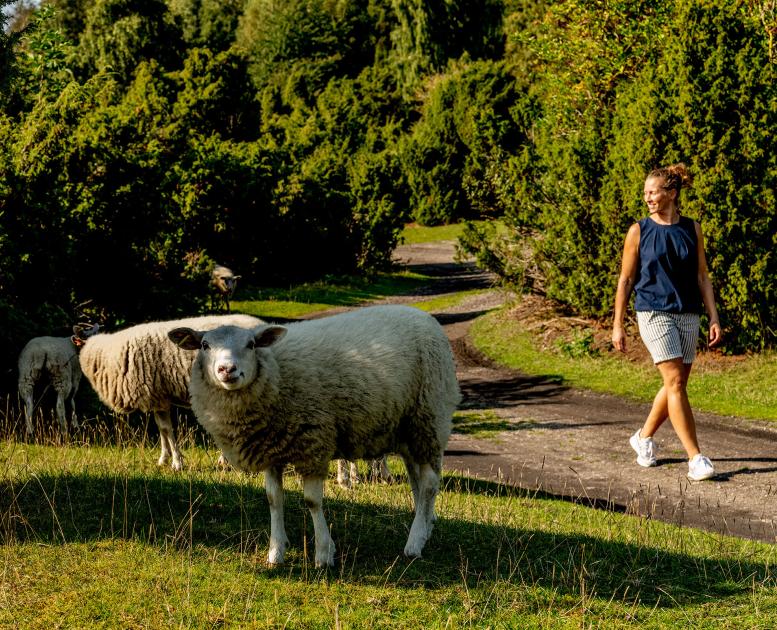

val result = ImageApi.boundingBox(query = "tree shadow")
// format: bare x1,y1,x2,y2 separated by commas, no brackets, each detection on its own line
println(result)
1,471,774,607
459,372,568,408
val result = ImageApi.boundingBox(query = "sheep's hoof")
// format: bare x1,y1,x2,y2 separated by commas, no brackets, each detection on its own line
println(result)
403,538,425,559
171,459,183,472
336,476,353,490
314,553,335,568
267,545,287,566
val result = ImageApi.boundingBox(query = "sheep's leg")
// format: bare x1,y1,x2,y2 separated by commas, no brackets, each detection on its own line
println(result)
69,395,79,430
303,476,335,568
370,456,393,483
70,371,81,430
54,390,68,435
336,459,359,489
403,463,439,559
336,459,350,489
401,454,421,509
154,409,183,471
19,384,35,436
265,466,289,565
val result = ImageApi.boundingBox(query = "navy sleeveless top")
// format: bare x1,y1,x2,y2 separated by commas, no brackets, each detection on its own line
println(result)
633,215,702,313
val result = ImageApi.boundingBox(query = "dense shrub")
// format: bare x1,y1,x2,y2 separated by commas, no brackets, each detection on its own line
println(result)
401,59,530,225
460,0,777,349
3,0,777,403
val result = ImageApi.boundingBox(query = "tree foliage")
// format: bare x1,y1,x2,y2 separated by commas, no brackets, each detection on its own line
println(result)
2,0,776,398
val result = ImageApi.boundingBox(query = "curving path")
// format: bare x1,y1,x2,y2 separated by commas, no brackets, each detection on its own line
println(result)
390,240,777,544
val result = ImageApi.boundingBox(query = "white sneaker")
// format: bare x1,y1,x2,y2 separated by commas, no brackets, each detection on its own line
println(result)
688,454,715,481
629,429,657,467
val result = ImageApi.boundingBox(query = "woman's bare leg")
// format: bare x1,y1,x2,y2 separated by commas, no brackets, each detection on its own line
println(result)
640,362,693,439
643,358,700,459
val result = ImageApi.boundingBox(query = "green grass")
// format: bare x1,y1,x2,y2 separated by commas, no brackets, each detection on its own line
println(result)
232,271,431,320
452,410,525,440
2,436,776,628
399,222,471,244
411,289,492,314
470,307,777,421
231,222,498,320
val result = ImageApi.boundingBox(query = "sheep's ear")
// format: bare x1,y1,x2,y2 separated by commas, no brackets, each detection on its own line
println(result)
168,327,204,350
254,325,287,347
73,323,100,339
233,275,242,280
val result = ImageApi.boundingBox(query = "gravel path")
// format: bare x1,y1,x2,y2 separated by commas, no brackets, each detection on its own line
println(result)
391,240,777,544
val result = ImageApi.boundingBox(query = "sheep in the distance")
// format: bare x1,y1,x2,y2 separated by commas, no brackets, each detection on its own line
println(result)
75,313,263,471
336,456,392,488
211,265,241,313
17,324,100,436
168,304,460,567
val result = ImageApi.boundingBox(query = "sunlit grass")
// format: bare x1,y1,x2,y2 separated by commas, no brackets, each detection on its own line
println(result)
1,433,776,628
232,271,431,320
411,289,492,313
471,307,777,421
399,220,503,244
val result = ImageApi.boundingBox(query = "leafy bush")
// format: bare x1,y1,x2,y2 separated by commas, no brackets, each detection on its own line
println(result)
401,59,531,225
460,0,777,349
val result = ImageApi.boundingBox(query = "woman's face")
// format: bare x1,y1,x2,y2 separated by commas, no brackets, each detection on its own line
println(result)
643,176,676,214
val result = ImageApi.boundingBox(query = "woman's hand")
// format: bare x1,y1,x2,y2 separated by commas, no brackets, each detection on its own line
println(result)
612,326,627,353
709,321,722,347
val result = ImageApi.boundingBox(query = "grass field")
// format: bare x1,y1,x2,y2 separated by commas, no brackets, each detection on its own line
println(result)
2,428,776,628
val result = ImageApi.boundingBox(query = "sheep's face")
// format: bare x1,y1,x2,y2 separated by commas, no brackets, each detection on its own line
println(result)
212,266,241,296
168,325,287,391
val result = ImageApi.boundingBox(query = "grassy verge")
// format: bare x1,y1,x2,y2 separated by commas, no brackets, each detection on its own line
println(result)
470,307,777,421
232,271,431,320
399,221,471,244
1,440,776,628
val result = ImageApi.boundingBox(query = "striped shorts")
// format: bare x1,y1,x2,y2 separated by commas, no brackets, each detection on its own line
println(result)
636,311,701,365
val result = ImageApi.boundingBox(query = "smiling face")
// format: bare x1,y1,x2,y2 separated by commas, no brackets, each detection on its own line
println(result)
643,175,677,215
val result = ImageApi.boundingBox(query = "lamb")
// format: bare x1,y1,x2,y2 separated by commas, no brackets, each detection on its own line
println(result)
168,304,461,567
75,313,263,471
17,324,100,436
211,265,241,313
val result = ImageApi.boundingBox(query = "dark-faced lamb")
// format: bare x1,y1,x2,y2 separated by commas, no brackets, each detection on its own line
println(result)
17,324,100,436
211,265,241,313
168,304,460,567
75,313,262,470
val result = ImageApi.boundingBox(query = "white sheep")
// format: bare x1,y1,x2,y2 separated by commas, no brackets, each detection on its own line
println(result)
17,324,100,436
76,313,263,471
211,265,241,313
168,304,460,567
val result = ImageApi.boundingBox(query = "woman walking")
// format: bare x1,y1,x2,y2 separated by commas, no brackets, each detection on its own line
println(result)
612,163,722,481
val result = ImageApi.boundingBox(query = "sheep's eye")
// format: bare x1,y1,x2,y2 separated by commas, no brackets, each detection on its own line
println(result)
201,340,210,350
246,340,255,350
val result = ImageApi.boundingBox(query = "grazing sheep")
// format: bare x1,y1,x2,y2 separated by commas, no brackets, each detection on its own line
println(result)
17,324,100,436
168,304,460,567
211,265,241,313
75,313,263,471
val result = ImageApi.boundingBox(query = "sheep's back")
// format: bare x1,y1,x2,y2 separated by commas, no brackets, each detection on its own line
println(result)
18,337,78,382
79,314,263,413
276,306,460,439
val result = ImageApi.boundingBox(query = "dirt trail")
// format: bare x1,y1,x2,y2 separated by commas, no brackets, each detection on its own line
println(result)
391,241,777,544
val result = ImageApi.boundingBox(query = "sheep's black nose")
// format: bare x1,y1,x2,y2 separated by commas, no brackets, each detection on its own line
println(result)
217,363,237,375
